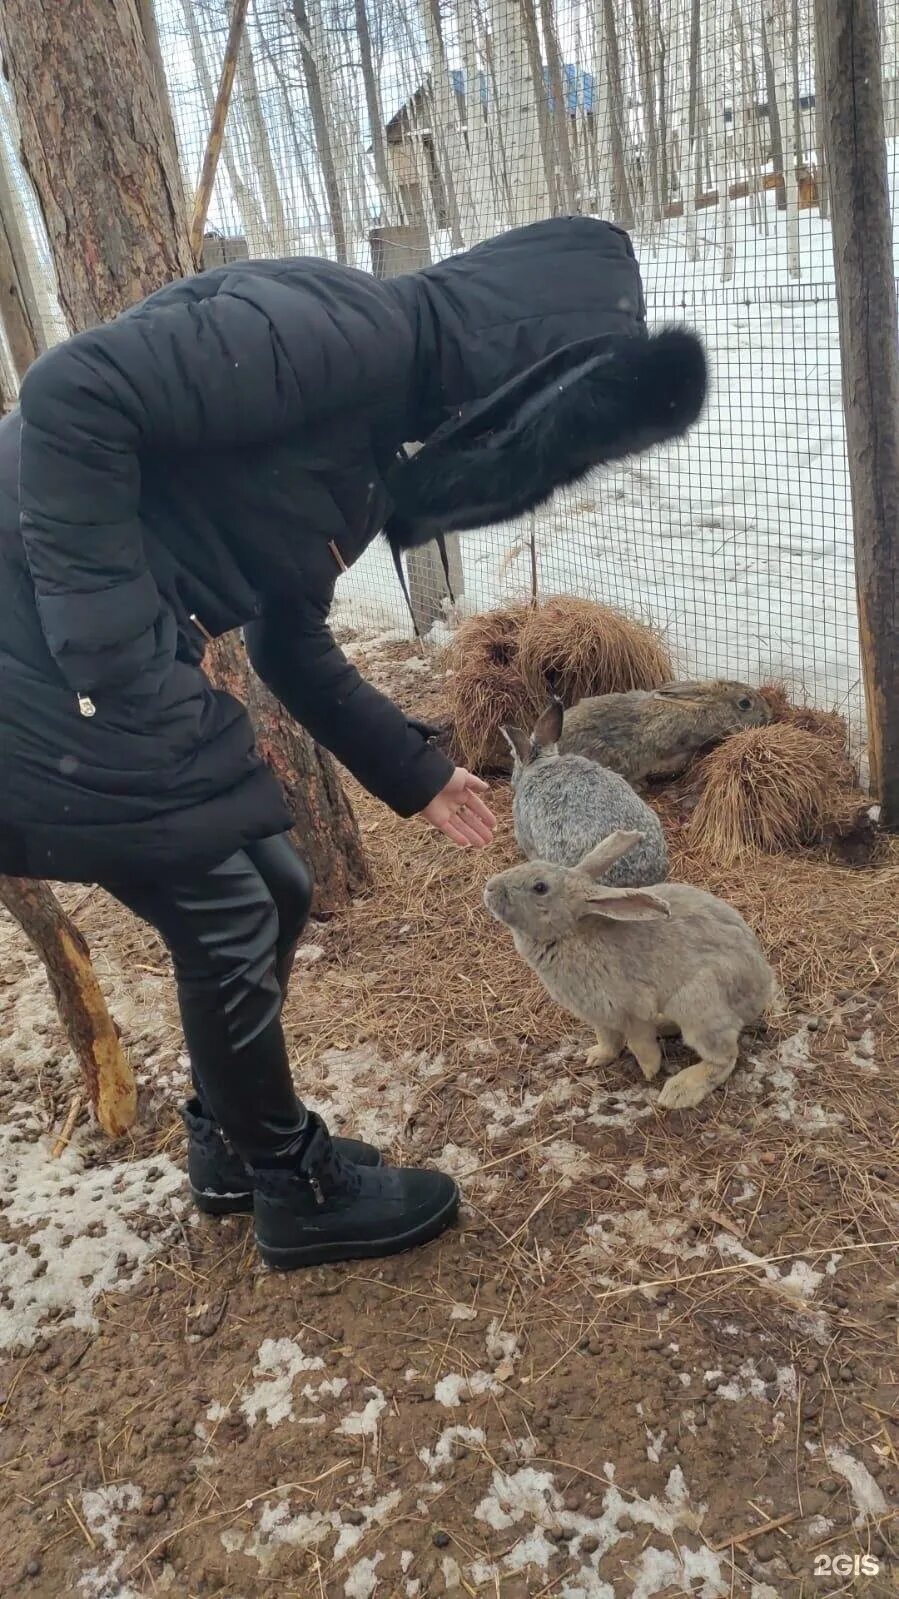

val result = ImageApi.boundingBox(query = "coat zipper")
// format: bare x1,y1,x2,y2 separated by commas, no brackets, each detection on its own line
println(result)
75,610,215,719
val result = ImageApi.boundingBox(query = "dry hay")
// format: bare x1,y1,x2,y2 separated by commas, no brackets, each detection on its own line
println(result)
758,680,850,751
447,597,671,771
517,594,672,706
688,723,868,865
444,602,536,770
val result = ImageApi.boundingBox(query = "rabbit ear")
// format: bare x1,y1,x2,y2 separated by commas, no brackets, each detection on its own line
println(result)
582,886,671,922
532,698,564,749
501,725,531,764
577,830,645,878
653,681,709,700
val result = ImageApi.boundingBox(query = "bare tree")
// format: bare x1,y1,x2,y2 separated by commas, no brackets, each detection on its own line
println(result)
238,13,289,252
489,0,551,226
355,0,394,212
541,0,578,210
597,0,634,228
631,0,662,221
419,0,466,244
293,0,349,261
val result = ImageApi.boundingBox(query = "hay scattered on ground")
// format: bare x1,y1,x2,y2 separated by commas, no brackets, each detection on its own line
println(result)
759,681,850,751
688,724,868,865
447,597,671,771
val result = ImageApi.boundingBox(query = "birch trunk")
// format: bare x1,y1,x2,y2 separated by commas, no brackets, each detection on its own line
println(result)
293,0,349,261
458,0,498,235
541,0,578,209
419,0,466,244
765,0,799,270
489,0,550,226
237,19,289,253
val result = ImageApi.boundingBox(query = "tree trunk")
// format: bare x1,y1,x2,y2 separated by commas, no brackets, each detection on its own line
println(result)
419,0,466,244
760,5,788,211
631,0,661,222
206,635,369,910
0,97,48,376
0,202,40,379
602,0,635,228
541,0,577,210
816,0,899,826
136,0,184,193
237,17,289,254
292,0,349,262
0,0,193,328
0,879,137,1135
355,0,394,213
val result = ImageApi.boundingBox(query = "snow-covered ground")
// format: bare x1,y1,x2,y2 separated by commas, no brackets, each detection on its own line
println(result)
334,185,868,738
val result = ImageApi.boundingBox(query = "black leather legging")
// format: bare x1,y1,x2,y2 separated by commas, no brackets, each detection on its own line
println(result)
106,836,313,1169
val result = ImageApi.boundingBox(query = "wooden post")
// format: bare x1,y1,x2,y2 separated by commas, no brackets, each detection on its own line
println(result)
0,879,137,1136
815,0,899,827
370,225,465,636
188,0,251,262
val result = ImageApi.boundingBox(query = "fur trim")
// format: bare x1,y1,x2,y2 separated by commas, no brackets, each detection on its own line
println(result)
385,327,707,551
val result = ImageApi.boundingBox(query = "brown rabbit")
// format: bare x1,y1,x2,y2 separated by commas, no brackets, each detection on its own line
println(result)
557,680,772,785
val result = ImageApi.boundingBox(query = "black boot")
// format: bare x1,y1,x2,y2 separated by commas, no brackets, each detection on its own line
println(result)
180,1098,382,1216
253,1114,459,1269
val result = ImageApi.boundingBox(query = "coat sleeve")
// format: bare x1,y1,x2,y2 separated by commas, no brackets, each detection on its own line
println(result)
245,593,455,817
17,293,307,693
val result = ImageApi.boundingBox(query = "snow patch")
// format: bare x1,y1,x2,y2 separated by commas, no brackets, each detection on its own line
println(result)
745,1028,843,1130
419,1425,486,1474
241,1337,325,1427
469,1462,717,1596
338,1387,387,1439
827,1445,888,1525
0,1107,186,1352
434,1370,502,1407
344,1554,383,1599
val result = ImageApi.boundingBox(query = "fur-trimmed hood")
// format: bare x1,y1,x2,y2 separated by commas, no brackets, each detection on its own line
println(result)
381,216,707,553
384,327,707,550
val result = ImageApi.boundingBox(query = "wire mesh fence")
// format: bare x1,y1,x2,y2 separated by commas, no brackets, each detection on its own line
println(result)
150,0,879,739
2,1,897,744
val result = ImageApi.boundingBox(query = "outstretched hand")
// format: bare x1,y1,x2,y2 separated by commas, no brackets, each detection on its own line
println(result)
422,767,497,849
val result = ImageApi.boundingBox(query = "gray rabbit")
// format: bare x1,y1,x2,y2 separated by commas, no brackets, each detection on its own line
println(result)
501,700,668,886
558,680,772,785
484,830,774,1110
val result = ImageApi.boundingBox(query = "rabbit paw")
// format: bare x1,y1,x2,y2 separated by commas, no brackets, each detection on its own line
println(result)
626,1025,662,1081
586,1029,623,1068
658,1062,716,1110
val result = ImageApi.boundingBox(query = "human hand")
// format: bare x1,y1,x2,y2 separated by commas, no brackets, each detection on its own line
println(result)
422,767,496,848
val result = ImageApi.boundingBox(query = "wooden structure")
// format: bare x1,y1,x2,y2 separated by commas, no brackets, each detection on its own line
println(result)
815,0,899,828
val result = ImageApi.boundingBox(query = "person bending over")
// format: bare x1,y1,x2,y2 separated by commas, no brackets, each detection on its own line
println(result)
0,216,706,1270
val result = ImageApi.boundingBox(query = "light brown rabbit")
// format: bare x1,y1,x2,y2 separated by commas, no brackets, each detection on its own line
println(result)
484,830,774,1110
557,680,772,785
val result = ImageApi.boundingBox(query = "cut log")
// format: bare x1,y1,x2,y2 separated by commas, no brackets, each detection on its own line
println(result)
0,878,136,1136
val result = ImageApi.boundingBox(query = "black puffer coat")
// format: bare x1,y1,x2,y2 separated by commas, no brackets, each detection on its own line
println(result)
0,216,704,884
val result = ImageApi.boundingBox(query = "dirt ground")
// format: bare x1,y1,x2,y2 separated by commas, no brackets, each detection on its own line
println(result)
0,637,896,1599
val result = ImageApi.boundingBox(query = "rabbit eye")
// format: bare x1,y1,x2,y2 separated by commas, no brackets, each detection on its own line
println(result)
532,880,549,895
738,697,752,710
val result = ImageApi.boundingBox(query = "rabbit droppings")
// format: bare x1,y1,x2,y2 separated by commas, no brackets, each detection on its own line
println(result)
502,699,668,885
558,679,772,785
484,829,774,1110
